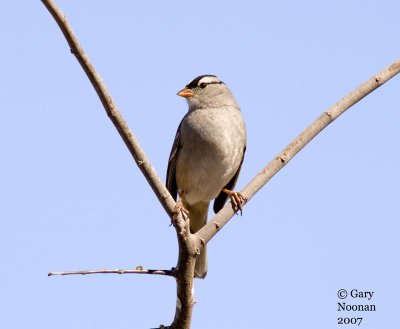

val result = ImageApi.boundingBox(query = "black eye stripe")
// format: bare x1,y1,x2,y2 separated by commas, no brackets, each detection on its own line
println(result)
199,81,223,89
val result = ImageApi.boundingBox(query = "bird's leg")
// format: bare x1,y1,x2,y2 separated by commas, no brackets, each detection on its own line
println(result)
174,199,189,220
172,193,191,238
172,191,189,222
222,188,247,215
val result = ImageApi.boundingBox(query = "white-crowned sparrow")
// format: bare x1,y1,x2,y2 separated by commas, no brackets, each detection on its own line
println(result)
166,75,247,278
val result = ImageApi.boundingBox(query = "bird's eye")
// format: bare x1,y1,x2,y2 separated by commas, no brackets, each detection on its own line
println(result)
199,82,207,89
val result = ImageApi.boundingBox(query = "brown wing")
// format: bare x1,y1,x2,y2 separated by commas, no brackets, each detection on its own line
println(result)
166,120,184,201
213,146,246,213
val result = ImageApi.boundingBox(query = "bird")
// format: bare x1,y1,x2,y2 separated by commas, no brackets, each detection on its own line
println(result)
166,75,247,278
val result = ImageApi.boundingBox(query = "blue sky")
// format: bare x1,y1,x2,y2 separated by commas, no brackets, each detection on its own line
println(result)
1,1,399,328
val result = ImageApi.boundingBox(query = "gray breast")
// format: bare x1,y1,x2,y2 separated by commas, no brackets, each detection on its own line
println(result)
176,106,245,205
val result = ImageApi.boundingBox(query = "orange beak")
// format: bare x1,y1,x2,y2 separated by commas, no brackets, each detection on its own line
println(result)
177,87,194,98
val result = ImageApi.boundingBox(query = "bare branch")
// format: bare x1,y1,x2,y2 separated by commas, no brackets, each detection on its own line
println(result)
196,60,400,245
41,1,197,327
40,0,177,219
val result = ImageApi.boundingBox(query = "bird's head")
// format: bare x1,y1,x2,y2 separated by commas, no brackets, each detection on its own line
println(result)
177,75,238,110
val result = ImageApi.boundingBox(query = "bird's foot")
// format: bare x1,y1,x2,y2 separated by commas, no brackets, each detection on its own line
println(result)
223,188,247,215
172,199,189,224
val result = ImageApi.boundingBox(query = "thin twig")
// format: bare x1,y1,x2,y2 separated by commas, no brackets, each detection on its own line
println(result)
48,267,175,277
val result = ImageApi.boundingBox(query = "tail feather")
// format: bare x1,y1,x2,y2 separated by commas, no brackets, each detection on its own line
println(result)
184,201,209,278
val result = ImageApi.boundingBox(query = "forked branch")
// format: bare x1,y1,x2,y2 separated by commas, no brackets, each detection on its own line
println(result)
41,1,400,328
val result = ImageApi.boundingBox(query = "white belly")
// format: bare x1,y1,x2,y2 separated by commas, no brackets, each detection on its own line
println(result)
176,106,246,205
